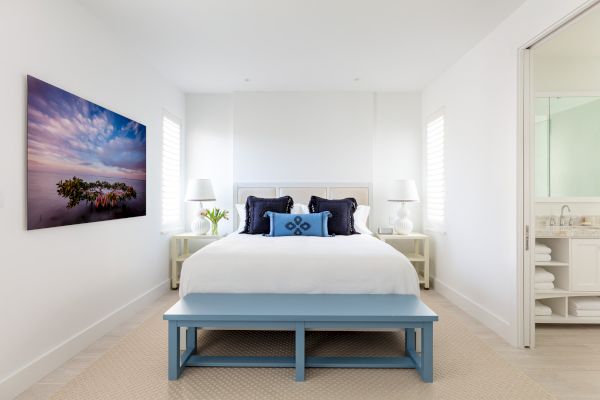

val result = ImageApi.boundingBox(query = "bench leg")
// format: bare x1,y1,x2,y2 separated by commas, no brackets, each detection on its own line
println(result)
419,323,433,382
404,328,415,353
295,322,305,382
168,321,181,380
186,327,197,354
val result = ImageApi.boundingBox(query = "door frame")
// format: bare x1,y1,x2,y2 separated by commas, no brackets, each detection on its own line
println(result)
517,0,600,348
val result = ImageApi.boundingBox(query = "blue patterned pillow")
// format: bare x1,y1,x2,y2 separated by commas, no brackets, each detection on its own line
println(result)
264,211,331,237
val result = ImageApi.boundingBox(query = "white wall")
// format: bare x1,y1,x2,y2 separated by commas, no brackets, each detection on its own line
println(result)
535,55,600,92
185,92,421,233
233,92,374,183
373,93,423,232
421,0,589,345
0,1,184,398
185,94,234,233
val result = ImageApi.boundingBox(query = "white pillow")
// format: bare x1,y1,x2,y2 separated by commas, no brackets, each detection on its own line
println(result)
354,205,373,235
235,203,309,232
291,203,309,214
235,203,246,232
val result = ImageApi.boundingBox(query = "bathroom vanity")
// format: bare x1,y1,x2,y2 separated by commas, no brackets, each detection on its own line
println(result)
535,228,600,323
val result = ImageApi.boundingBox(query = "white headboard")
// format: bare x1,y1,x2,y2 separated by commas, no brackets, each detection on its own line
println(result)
233,182,371,228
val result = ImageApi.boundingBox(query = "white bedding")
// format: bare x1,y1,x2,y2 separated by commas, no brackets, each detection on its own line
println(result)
179,233,420,298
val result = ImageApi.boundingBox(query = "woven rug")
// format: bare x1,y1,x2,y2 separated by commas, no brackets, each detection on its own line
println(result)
51,294,553,400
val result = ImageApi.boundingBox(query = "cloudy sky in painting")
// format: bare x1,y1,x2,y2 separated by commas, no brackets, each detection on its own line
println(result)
27,76,146,180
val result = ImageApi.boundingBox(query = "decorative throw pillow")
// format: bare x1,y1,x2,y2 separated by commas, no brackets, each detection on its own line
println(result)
308,196,357,236
237,201,306,233
264,211,331,237
243,196,293,234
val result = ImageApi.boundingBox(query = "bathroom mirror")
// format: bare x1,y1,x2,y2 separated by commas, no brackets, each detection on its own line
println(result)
535,96,600,198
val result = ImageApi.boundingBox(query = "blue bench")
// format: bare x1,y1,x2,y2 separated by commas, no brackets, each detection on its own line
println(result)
163,294,438,382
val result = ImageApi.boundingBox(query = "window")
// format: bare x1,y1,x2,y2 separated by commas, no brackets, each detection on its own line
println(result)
161,113,183,231
425,113,445,231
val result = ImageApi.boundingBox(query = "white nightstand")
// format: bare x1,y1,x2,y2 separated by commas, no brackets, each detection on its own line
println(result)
170,233,221,289
378,233,430,289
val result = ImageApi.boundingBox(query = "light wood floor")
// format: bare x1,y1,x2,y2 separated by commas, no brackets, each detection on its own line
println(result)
15,289,600,400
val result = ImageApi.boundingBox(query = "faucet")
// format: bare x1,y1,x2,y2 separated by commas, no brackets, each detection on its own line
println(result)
560,205,571,226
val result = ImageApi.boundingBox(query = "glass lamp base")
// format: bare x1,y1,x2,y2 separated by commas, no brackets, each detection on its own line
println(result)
393,217,414,235
393,202,414,234
191,216,210,235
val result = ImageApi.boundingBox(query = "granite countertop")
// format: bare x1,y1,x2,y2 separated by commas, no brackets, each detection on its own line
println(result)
536,226,600,238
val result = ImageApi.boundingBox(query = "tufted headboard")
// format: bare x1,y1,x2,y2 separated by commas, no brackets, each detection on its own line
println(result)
233,183,371,228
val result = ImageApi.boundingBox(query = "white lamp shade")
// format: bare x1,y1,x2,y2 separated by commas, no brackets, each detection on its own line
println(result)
388,179,419,202
185,179,215,202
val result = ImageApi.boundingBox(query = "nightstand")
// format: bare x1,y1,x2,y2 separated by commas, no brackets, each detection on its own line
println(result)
378,233,430,289
170,233,221,289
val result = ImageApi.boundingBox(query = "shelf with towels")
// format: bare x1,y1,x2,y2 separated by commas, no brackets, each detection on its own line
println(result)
533,237,600,324
533,239,569,306
534,265,567,297
535,298,565,321
535,294,600,323
534,239,569,266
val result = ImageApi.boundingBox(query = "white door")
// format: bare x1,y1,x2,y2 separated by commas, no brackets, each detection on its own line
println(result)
571,239,600,292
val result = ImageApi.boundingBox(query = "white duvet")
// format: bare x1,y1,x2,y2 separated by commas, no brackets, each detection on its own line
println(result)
179,233,420,297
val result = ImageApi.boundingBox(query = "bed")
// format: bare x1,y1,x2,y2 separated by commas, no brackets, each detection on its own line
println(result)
169,184,431,381
179,183,420,298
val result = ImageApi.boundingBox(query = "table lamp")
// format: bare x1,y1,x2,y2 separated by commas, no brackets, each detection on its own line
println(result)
185,178,215,234
388,179,420,235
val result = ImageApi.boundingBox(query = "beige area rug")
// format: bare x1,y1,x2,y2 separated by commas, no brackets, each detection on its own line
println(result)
51,297,553,400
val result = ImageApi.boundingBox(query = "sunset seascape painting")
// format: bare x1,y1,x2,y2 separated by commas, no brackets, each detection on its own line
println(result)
27,76,146,230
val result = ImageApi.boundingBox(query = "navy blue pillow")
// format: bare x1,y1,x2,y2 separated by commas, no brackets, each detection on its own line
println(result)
308,196,357,236
243,196,293,234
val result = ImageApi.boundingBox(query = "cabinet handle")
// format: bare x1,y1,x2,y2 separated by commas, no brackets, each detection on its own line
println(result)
525,225,530,251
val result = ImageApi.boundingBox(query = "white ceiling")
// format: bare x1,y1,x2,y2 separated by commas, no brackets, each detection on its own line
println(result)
78,0,527,93
535,4,600,57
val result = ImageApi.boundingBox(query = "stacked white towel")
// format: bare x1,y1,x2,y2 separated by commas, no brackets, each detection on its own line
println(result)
535,282,554,290
569,297,600,317
535,301,552,316
535,244,552,262
535,244,552,254
534,267,555,290
535,253,551,262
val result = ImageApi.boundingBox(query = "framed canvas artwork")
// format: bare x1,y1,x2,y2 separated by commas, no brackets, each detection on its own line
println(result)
27,75,146,230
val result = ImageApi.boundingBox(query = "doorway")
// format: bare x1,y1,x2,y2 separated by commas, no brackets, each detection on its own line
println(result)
520,0,600,348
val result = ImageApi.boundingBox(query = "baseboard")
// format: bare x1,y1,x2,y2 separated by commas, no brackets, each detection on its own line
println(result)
0,279,170,400
432,277,516,346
